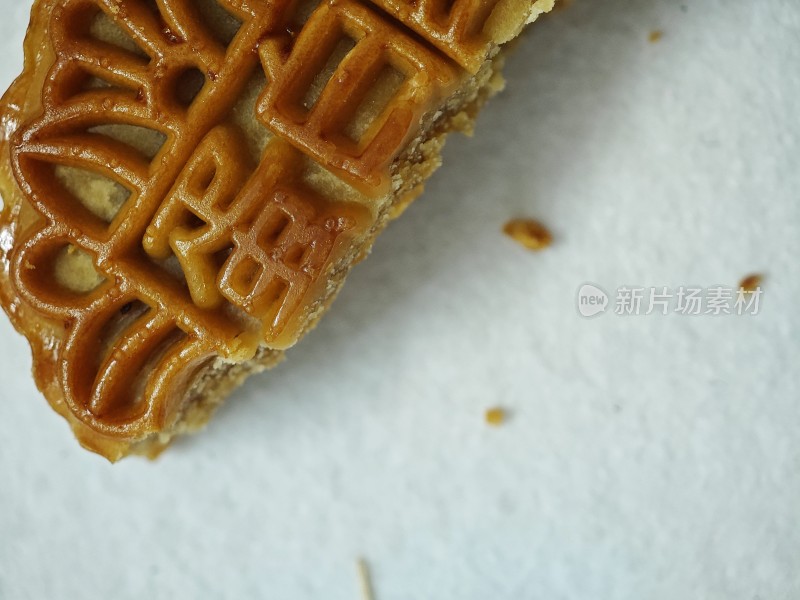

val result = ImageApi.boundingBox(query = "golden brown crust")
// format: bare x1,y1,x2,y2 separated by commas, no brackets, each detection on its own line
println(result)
0,0,552,461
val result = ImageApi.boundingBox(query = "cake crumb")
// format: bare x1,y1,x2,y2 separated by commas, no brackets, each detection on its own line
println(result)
485,407,507,426
739,273,763,293
648,30,664,43
503,218,552,251
356,558,376,600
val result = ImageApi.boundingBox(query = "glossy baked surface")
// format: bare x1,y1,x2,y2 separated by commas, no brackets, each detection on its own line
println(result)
0,0,550,458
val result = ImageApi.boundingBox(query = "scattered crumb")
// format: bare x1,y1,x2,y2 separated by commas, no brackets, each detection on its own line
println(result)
739,273,763,293
485,407,507,426
503,218,552,251
648,30,664,43
356,558,375,600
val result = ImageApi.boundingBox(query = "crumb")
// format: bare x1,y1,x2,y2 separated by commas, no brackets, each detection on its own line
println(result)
648,30,664,43
739,273,763,293
503,218,552,251
485,407,507,426
356,558,375,600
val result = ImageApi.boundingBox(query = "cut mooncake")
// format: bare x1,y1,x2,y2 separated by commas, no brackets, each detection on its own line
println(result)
0,0,554,460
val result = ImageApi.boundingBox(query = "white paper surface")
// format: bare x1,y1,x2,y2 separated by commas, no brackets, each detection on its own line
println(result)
1,1,799,599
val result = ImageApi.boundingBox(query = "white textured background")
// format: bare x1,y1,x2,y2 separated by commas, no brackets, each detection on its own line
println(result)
1,1,799,599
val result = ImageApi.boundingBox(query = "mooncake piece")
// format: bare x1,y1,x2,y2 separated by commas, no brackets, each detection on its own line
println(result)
0,0,554,460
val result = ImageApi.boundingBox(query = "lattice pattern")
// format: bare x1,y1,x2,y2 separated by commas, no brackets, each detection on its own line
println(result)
257,0,459,193
365,0,504,73
0,0,516,450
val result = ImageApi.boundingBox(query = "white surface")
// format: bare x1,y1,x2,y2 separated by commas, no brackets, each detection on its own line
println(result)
1,1,799,599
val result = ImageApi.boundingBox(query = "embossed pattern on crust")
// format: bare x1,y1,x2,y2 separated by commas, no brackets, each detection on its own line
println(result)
366,0,501,73
0,0,550,459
